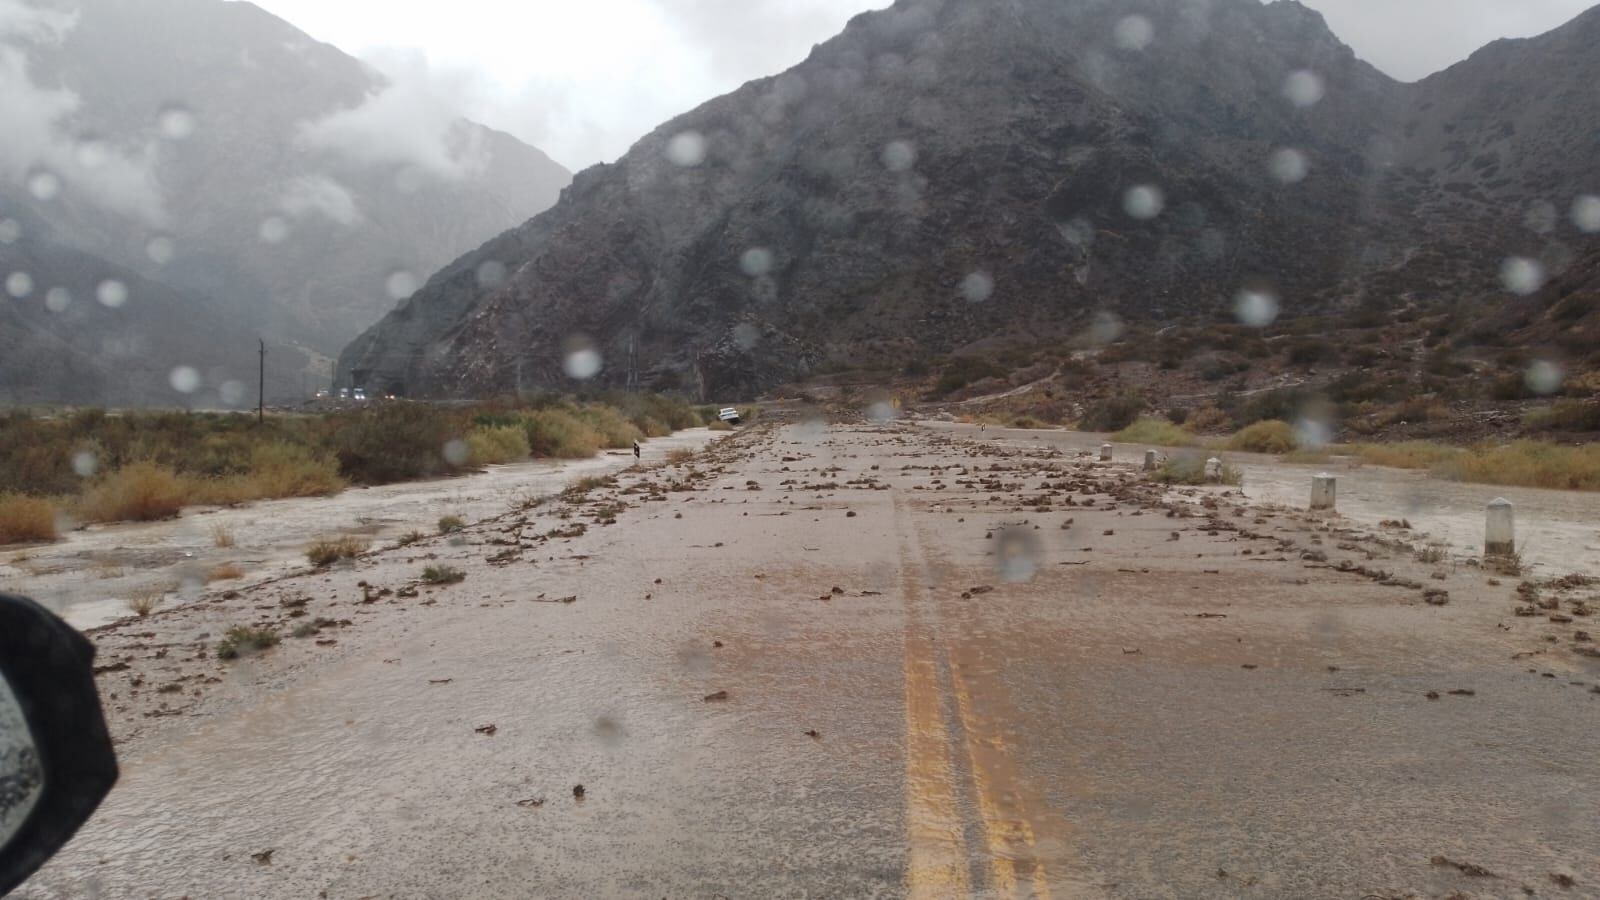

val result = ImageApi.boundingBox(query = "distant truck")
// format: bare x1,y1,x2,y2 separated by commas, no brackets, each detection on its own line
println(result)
718,407,741,425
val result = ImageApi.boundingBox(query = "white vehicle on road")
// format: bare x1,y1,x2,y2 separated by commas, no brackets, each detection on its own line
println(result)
718,407,741,425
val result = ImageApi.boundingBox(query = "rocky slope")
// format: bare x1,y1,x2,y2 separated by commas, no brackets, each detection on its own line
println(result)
339,0,1600,401
2,0,569,404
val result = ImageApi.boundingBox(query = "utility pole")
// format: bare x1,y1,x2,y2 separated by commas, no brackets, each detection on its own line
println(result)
258,339,265,424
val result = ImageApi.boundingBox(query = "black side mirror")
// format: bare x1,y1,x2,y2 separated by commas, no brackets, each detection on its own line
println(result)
0,594,119,895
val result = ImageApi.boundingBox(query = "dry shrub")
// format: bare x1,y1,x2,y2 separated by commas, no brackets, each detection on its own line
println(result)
243,443,345,498
1187,405,1235,434
466,425,531,465
210,523,236,548
208,562,245,582
1226,420,1297,454
79,461,187,523
707,419,734,432
1350,441,1462,470
216,625,279,660
521,409,602,459
126,586,167,617
1434,441,1600,492
0,494,58,545
577,406,644,449
306,535,369,567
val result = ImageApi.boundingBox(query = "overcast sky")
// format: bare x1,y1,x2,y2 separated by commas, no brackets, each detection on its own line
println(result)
248,0,1598,171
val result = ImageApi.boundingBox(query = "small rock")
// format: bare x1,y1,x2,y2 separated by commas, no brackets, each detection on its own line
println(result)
251,850,274,865
703,690,729,702
475,723,498,736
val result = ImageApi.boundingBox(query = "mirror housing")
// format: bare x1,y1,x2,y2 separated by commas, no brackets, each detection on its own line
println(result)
0,594,118,895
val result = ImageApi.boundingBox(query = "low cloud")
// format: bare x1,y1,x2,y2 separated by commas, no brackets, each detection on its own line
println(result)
280,174,362,225
296,48,488,180
0,0,166,225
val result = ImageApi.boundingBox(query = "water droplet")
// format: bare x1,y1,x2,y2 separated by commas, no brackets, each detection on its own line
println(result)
866,400,898,423
1268,148,1309,184
442,439,470,466
1499,257,1545,296
145,235,175,265
994,526,1042,583
1525,360,1564,395
5,272,34,299
1524,201,1558,235
475,259,507,288
0,219,19,244
385,270,418,300
665,131,706,167
960,271,994,303
562,336,602,380
881,140,916,173
219,380,246,405
1294,416,1332,449
258,216,289,245
1233,289,1279,327
1113,14,1154,51
71,450,97,478
168,366,200,393
732,322,760,350
1122,185,1164,220
27,170,61,201
1572,195,1600,234
96,280,128,308
158,104,197,140
44,287,71,312
74,137,110,169
1088,311,1124,345
1282,70,1324,108
591,715,626,747
739,247,774,277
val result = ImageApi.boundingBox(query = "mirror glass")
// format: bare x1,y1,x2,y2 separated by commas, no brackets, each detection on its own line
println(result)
0,673,43,847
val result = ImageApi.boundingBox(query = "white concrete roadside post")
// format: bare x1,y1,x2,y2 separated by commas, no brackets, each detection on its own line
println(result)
1100,443,1113,462
1205,458,1222,483
1485,498,1516,558
1143,449,1158,472
1310,473,1337,511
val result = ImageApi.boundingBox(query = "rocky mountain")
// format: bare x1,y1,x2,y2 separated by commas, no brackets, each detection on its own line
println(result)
2,0,570,405
340,0,1600,402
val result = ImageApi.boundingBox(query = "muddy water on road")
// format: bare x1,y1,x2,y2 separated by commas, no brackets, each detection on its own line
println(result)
924,421,1600,578
0,430,718,630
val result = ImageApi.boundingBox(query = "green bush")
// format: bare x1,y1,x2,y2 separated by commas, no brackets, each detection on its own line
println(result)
1152,455,1242,486
466,425,531,465
1226,420,1297,454
1080,394,1145,432
1112,418,1198,447
334,403,463,484
217,625,279,660
521,409,602,459
577,406,644,449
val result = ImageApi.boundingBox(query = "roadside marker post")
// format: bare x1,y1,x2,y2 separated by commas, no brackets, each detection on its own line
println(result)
1143,450,1158,472
1204,458,1222,482
1100,443,1113,462
1311,474,1337,511
1485,498,1516,558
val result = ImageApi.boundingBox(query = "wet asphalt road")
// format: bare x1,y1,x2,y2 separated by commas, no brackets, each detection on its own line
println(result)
21,421,1600,898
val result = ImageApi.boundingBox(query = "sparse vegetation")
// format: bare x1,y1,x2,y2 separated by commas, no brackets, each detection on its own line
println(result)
397,529,427,546
291,622,319,639
1112,418,1198,447
1152,456,1243,486
562,475,615,502
210,523,236,548
1415,542,1448,564
0,494,58,545
438,515,466,534
208,562,245,582
421,565,466,585
521,408,603,458
1079,394,1145,432
465,425,531,465
1349,441,1463,470
78,461,187,523
667,448,696,466
126,586,167,618
216,625,279,660
306,535,369,567
1226,420,1298,454
1434,440,1600,492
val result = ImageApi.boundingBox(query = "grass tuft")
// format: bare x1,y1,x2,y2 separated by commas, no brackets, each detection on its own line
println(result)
306,535,369,568
216,625,279,660
1112,418,1198,447
421,565,466,585
1225,420,1297,454
437,515,466,534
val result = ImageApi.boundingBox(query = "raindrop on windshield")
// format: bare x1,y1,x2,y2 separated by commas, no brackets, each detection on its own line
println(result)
1524,360,1564,395
1088,311,1125,345
0,219,19,244
665,131,706,167
44,287,71,312
475,259,507,288
96,280,128,308
5,272,34,299
219,380,246,405
1573,195,1600,233
562,336,603,380
258,216,290,245
1233,289,1279,327
739,247,774,277
1268,148,1309,184
75,137,110,169
145,235,175,265
961,271,994,303
442,439,470,466
866,397,898,423
71,451,97,478
1498,257,1545,296
881,140,916,172
27,170,61,201
993,526,1041,583
732,322,760,350
169,366,201,393
1123,185,1164,220
1282,70,1325,108
385,270,418,300
158,104,197,140
1113,14,1154,51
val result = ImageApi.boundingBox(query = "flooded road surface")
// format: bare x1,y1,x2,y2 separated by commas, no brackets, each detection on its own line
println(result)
926,421,1600,578
0,429,719,630
20,421,1600,898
